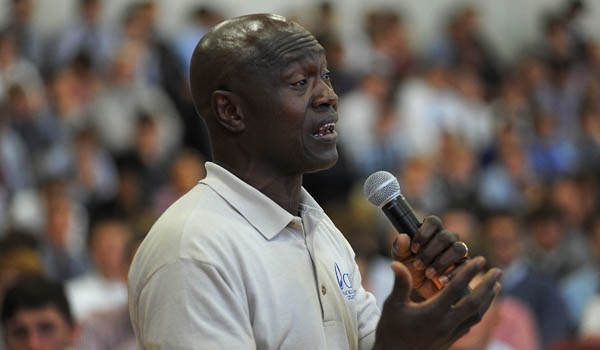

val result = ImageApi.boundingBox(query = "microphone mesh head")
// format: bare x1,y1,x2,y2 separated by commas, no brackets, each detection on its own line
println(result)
364,171,401,207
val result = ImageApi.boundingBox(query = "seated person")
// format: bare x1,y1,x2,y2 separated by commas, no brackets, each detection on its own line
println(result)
1,276,78,350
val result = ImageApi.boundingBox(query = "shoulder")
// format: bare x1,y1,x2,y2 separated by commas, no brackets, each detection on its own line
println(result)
128,183,253,289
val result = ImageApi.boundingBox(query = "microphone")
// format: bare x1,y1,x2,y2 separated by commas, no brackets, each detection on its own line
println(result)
364,171,420,239
364,170,470,293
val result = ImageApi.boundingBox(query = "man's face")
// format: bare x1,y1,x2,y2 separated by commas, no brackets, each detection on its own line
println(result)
242,43,339,175
3,306,76,350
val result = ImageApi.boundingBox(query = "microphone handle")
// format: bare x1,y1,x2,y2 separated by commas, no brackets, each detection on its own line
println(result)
382,195,420,239
382,196,471,297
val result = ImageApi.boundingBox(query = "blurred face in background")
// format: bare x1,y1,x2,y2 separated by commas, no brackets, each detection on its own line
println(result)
551,178,585,227
12,0,33,22
135,116,159,163
110,45,140,84
170,152,206,194
81,0,100,23
90,221,131,280
441,209,479,251
531,216,563,252
3,305,77,350
0,35,16,68
485,215,521,267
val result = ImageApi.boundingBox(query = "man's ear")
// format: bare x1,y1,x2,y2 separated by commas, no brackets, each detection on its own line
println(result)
211,90,245,133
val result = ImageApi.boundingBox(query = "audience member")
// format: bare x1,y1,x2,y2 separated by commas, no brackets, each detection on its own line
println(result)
87,43,182,156
525,204,592,282
0,102,33,196
478,131,537,211
435,136,480,213
440,207,483,257
34,179,89,282
174,5,223,75
528,112,577,180
398,157,445,214
337,72,398,176
0,30,44,106
429,5,501,97
1,276,78,350
52,0,114,72
74,230,143,350
490,74,535,143
394,63,456,159
3,0,43,65
490,297,540,350
366,10,413,81
576,104,600,173
483,211,569,349
118,112,172,195
66,218,131,321
562,216,600,333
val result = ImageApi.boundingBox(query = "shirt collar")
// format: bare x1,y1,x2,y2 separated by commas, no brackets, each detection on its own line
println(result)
200,162,323,240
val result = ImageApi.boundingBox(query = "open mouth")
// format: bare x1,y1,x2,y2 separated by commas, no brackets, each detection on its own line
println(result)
313,122,336,137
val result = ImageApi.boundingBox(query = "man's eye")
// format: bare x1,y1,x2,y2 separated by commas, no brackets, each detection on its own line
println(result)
322,72,331,80
292,79,307,87
37,321,57,336
10,326,28,340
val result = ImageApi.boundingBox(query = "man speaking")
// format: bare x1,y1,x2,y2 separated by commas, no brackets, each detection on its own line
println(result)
128,13,502,349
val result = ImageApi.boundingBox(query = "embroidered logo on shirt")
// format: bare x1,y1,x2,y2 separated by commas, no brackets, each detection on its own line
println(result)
334,262,355,300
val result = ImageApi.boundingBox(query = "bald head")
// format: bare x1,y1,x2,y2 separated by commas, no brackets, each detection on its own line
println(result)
189,14,323,122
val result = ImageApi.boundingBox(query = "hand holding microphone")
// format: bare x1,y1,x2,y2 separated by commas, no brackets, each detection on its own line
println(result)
364,170,471,298
366,171,503,350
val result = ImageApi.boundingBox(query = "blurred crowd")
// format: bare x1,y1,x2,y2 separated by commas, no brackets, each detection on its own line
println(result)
0,0,599,349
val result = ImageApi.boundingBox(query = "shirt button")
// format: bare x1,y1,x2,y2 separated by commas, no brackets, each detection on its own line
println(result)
321,285,327,295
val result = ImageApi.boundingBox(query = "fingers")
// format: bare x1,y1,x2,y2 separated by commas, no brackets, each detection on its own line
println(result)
391,233,412,260
387,261,413,304
437,257,469,285
425,241,469,280
433,257,486,309
414,230,458,274
411,216,442,254
451,267,502,327
410,216,468,282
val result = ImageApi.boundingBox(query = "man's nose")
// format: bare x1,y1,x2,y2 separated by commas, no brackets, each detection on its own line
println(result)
312,79,338,109
26,331,42,349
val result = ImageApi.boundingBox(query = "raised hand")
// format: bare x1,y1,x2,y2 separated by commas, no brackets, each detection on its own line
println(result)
373,257,501,350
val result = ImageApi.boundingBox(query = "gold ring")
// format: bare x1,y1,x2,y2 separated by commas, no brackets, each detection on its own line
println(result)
459,241,469,258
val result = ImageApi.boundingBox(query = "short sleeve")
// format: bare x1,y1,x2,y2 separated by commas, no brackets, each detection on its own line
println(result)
132,259,255,349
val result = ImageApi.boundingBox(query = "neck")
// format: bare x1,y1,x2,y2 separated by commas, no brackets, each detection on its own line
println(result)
213,159,303,215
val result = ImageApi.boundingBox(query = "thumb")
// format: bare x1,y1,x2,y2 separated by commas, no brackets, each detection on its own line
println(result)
388,261,413,303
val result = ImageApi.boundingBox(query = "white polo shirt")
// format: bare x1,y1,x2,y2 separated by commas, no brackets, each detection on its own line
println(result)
128,162,380,349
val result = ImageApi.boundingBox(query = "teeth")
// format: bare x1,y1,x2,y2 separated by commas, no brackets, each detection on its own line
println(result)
315,122,335,136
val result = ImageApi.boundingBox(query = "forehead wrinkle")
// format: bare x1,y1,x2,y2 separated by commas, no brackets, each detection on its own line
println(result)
260,33,322,65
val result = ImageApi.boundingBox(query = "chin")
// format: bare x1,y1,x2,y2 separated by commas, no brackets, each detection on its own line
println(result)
304,150,338,173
